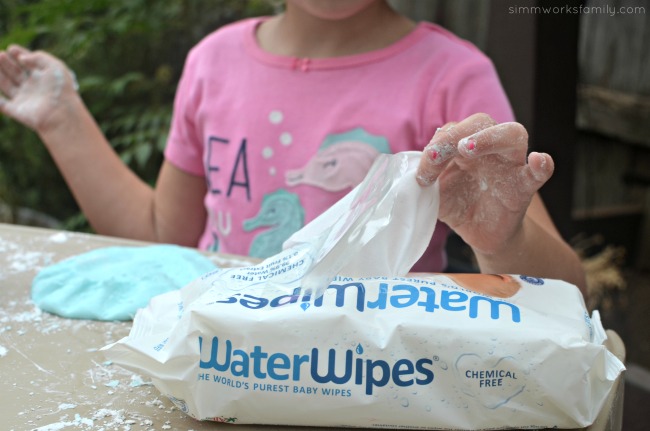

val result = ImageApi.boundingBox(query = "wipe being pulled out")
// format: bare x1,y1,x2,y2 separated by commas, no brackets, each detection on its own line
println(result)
102,152,625,430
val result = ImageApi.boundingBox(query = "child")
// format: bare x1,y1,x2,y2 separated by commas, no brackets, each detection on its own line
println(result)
0,0,587,294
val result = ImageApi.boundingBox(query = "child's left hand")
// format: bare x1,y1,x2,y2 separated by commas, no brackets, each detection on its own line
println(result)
416,113,554,256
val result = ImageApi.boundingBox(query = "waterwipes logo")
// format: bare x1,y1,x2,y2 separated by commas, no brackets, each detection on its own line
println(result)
215,280,521,323
199,336,435,396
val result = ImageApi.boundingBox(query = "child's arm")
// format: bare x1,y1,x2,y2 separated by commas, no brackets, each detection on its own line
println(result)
416,113,587,295
0,45,206,245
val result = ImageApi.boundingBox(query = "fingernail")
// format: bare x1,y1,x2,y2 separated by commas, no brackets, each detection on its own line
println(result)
460,137,476,152
416,173,433,187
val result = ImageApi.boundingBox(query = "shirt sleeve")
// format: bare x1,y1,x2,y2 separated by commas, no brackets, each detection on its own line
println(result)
439,50,515,125
164,47,206,177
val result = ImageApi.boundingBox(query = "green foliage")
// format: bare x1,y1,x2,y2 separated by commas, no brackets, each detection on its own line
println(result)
0,0,274,229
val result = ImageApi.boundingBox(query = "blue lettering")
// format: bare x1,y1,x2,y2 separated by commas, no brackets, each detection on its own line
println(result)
292,354,309,381
390,285,418,308
227,138,251,201
366,283,388,310
217,281,521,323
205,136,228,195
251,346,268,378
199,336,231,372
267,353,290,380
366,359,390,395
441,290,468,311
392,358,415,386
314,283,365,312
240,295,268,309
197,336,437,397
215,295,238,304
270,288,301,307
415,358,434,384
310,348,353,384
417,286,440,312
469,296,521,322
231,349,249,377
355,357,364,385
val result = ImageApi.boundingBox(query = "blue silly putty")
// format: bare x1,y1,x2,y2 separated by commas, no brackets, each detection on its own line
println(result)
31,244,217,321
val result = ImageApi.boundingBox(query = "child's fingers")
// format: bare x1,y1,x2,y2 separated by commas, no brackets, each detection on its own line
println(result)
7,44,30,54
417,113,497,186
0,46,42,94
0,51,25,89
4,45,53,76
14,51,51,71
416,127,455,186
456,122,529,163
515,152,555,198
7,44,31,61
6,45,33,76
526,151,554,185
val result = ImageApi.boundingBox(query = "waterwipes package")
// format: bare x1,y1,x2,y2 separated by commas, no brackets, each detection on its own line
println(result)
102,152,625,429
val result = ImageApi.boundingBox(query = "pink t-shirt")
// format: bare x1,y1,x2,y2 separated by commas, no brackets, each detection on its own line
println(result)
164,17,514,272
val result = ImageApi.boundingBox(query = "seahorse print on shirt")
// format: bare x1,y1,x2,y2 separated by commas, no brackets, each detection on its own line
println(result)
285,127,391,192
242,189,305,258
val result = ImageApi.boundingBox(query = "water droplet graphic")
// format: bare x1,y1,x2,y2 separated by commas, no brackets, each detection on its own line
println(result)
439,361,448,370
356,343,364,354
401,397,409,407
300,303,310,311
425,405,431,412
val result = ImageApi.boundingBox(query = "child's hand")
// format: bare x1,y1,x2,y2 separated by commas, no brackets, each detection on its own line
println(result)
0,45,79,132
416,113,554,256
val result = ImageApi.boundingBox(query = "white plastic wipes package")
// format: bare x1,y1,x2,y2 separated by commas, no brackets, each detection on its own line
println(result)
102,152,624,429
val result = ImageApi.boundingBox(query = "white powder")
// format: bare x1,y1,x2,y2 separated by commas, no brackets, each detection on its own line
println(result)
9,251,52,272
0,237,54,275
48,232,69,243
32,409,133,430
91,408,125,423
0,345,8,357
33,414,94,430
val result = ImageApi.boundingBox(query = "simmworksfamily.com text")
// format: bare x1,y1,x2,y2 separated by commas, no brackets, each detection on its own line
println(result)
508,4,645,16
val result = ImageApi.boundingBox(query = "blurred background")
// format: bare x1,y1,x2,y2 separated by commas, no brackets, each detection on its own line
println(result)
0,0,648,427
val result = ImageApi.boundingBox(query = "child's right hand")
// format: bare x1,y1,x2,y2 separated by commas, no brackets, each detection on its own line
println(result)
415,113,553,258
0,45,80,133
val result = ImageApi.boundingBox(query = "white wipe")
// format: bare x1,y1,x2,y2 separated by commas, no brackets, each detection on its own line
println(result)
283,151,439,295
102,152,624,429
